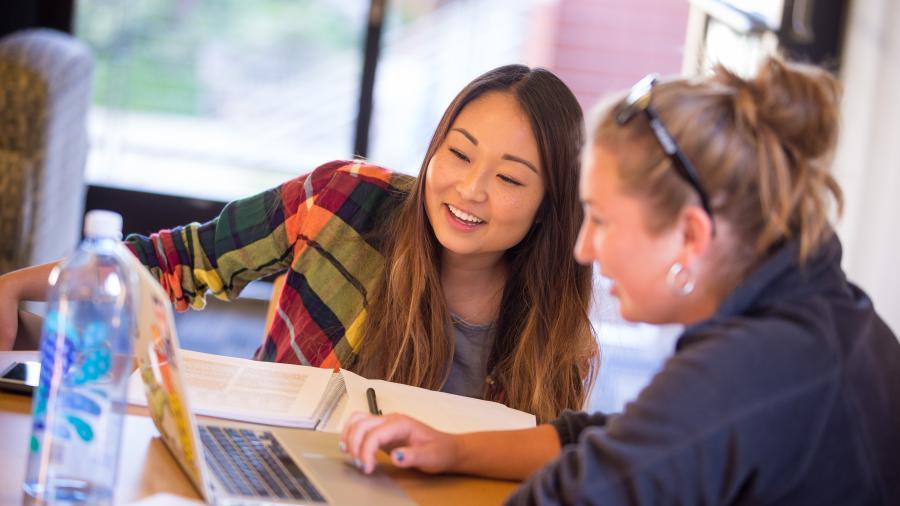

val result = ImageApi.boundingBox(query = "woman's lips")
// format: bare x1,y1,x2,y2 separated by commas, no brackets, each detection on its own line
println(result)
444,204,485,231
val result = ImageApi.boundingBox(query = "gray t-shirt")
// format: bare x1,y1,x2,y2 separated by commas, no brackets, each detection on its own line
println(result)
441,314,495,398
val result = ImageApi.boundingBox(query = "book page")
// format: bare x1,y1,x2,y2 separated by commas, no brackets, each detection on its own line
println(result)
324,370,536,434
128,350,337,428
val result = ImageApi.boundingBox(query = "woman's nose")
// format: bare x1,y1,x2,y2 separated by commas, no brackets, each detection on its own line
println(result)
456,165,488,202
573,223,594,265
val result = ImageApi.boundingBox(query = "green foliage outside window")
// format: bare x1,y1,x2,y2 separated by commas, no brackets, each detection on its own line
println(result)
76,0,361,116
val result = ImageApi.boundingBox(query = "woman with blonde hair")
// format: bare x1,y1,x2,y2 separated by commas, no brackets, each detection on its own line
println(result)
0,64,597,423
342,57,900,504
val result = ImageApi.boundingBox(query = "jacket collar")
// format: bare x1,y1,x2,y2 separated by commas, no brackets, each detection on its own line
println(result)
681,232,847,342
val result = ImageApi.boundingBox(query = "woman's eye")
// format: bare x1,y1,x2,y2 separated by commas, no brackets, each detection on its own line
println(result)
449,148,470,162
498,174,523,186
583,205,604,225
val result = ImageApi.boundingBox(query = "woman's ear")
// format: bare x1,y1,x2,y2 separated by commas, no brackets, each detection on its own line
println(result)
678,205,714,266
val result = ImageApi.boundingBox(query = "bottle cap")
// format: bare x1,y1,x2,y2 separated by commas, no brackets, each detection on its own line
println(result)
84,210,123,239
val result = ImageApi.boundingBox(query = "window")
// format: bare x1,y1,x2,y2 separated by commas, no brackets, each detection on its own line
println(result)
684,0,783,76
76,0,369,200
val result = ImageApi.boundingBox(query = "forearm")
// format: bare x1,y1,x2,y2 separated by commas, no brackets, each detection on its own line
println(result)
452,424,561,481
0,261,59,302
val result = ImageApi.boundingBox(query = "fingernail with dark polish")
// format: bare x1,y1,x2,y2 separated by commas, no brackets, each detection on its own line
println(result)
394,451,405,462
338,441,347,452
352,458,362,469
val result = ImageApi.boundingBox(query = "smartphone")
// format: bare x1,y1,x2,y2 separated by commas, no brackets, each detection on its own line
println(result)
0,361,41,395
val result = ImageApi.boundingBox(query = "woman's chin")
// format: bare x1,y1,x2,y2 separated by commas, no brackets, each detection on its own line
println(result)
618,309,642,323
438,241,482,258
616,297,645,323
432,223,492,256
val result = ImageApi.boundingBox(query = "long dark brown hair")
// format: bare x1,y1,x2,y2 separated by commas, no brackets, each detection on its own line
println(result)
354,65,597,422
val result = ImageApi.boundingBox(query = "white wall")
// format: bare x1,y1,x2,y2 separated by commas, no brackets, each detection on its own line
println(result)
832,0,900,335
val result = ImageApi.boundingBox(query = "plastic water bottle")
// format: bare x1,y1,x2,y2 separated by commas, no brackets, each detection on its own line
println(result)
23,210,137,505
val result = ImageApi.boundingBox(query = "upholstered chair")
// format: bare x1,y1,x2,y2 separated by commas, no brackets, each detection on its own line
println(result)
0,28,93,275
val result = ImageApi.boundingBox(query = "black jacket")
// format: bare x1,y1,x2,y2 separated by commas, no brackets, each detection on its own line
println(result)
511,236,900,505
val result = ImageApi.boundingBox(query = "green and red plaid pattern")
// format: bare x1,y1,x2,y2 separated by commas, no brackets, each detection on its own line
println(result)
125,160,414,369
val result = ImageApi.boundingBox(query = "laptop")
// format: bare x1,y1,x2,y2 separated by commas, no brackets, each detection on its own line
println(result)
128,257,414,506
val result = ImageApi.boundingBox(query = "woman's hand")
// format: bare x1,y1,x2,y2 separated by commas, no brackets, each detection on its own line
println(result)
0,262,58,350
340,412,461,475
341,412,561,481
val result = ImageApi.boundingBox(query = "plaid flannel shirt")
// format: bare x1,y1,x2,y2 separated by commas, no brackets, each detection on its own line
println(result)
125,160,414,368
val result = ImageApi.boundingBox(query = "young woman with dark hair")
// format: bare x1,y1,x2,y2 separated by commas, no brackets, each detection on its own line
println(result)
0,64,597,423
354,65,595,420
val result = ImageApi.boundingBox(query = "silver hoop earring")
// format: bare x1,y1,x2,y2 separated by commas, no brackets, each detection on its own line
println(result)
667,262,695,296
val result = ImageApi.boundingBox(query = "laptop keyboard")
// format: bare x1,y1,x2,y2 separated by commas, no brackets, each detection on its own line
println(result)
198,424,326,503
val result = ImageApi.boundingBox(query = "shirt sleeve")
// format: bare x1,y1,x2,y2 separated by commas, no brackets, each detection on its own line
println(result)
124,161,344,311
550,409,609,446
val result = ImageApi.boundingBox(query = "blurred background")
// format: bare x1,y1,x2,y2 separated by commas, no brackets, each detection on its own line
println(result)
1,0,895,413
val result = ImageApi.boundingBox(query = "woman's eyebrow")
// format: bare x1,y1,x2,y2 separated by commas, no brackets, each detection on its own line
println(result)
451,128,478,145
502,154,538,174
452,128,538,174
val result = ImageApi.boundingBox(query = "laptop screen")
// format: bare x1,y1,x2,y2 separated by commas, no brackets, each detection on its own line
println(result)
127,254,209,498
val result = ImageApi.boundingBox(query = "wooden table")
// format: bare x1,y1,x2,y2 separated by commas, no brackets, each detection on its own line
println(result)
0,352,518,505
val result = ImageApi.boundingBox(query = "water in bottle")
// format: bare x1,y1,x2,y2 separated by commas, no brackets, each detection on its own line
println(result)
23,210,136,505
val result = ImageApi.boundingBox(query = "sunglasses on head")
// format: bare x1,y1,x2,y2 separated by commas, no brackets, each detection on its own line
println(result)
614,74,715,233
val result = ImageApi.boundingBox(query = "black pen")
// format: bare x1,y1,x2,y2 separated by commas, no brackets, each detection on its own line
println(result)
366,387,382,415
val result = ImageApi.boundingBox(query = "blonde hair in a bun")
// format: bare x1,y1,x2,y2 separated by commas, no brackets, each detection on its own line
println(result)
591,56,844,279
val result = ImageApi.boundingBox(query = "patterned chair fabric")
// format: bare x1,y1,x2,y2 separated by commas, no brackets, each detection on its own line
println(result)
0,29,93,274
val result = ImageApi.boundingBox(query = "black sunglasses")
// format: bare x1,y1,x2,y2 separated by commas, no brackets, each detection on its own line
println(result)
614,74,715,231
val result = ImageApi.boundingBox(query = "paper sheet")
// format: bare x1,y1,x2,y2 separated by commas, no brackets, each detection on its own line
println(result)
329,370,536,434
128,350,337,428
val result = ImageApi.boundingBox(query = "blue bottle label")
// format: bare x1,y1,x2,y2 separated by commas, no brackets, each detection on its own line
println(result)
31,309,114,450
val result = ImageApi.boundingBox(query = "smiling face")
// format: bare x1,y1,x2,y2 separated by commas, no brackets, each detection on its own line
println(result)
574,145,687,324
424,91,545,261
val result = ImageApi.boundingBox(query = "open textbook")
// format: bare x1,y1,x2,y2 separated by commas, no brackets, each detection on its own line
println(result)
128,349,537,433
